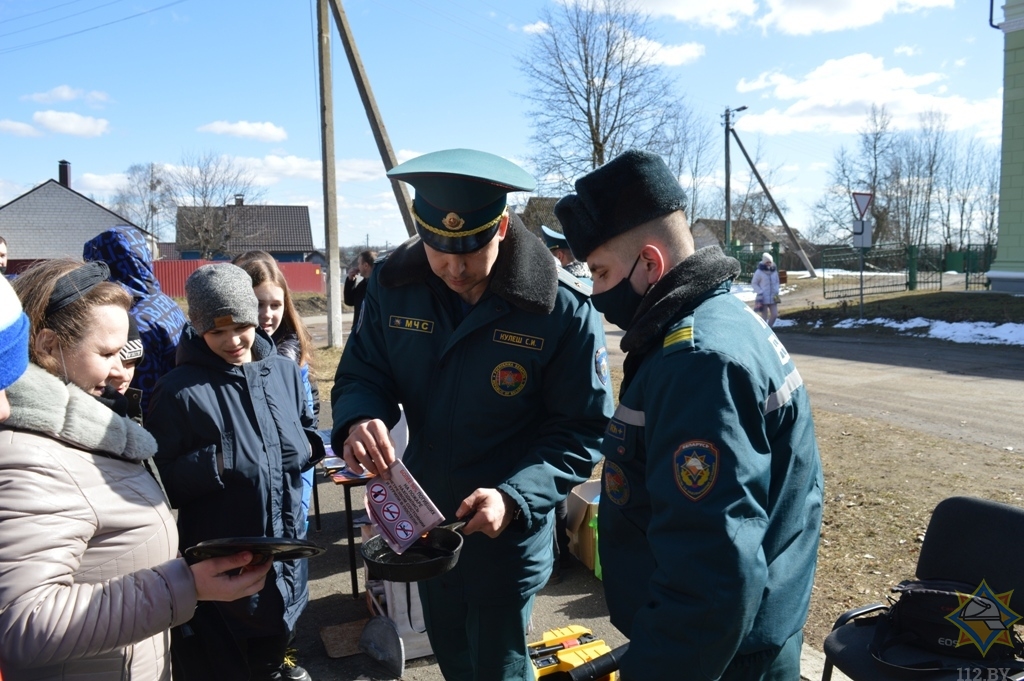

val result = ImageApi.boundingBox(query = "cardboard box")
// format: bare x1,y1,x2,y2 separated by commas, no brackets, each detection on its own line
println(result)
565,480,600,571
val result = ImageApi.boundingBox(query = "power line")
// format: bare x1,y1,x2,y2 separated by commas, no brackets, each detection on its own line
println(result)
0,0,90,26
0,0,129,40
0,0,187,55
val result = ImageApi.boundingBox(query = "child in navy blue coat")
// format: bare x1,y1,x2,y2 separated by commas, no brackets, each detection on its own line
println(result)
148,264,316,681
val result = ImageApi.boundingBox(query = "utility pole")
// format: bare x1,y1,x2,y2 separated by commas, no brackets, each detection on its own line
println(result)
329,0,415,237
317,0,343,347
729,127,818,277
723,105,747,252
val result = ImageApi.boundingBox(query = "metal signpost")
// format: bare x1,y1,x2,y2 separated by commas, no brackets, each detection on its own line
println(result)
852,193,874,318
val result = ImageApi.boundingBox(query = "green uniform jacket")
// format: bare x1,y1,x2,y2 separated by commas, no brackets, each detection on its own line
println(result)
603,274,823,681
332,220,614,601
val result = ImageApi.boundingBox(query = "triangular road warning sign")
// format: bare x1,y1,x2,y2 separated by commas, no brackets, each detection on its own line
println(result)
853,192,873,219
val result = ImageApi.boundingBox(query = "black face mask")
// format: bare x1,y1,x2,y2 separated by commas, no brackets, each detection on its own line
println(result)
592,253,646,331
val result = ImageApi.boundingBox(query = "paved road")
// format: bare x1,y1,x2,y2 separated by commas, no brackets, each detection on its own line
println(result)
294,314,1021,680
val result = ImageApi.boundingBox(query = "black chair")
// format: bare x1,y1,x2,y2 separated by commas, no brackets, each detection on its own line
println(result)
821,496,1024,681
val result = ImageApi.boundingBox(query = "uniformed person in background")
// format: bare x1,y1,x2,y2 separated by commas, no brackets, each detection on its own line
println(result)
331,149,614,681
556,149,823,681
541,223,590,282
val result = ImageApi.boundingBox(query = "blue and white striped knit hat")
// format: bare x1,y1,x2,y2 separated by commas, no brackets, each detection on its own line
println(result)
0,276,29,390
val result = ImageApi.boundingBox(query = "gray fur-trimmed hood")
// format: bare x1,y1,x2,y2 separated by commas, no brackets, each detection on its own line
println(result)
377,213,560,315
2,363,158,462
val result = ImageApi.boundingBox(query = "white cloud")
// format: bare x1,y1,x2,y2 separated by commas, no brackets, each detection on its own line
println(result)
396,149,424,164
810,161,830,171
895,45,920,57
757,0,954,36
32,111,109,137
77,172,126,195
22,85,108,105
522,21,549,34
0,120,40,137
733,53,1001,140
641,0,757,31
631,35,705,66
954,58,966,67
197,120,288,142
229,154,387,186
781,163,800,172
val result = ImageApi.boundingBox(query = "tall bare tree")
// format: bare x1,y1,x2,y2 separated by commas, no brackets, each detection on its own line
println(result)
661,112,718,221
976,145,1001,247
168,151,264,260
519,0,684,190
110,163,174,240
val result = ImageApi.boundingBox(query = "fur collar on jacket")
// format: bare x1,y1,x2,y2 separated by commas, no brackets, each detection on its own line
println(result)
2,363,158,462
377,213,560,315
622,246,741,355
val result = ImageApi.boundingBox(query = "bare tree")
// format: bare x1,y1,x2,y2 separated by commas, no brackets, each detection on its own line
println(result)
661,111,718,221
110,163,174,240
888,110,947,246
976,145,1000,247
936,134,982,250
519,0,683,190
168,151,265,260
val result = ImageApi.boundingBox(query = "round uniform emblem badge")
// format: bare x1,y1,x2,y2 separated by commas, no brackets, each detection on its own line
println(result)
490,361,527,397
603,460,629,506
595,346,609,385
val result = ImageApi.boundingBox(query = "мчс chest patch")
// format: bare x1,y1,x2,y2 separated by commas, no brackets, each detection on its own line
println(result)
389,315,435,333
490,361,527,397
673,440,720,501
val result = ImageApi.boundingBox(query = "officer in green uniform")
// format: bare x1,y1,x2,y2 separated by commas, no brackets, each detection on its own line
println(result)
556,150,823,681
541,224,591,282
331,149,613,681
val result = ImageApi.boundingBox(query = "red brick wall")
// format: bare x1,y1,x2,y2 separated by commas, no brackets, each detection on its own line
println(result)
153,260,325,297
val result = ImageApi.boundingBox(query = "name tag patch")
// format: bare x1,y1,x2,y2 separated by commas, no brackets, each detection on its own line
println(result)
492,329,544,351
389,315,434,333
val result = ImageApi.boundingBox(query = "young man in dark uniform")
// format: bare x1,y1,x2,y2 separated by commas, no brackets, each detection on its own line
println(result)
541,224,591,282
331,149,613,680
556,150,823,681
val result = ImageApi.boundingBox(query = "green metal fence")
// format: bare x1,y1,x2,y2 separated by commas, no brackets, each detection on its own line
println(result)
821,243,996,299
821,243,910,299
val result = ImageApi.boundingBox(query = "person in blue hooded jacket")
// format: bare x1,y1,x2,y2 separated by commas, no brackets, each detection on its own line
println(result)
331,149,614,681
556,150,823,681
83,225,187,416
148,264,316,681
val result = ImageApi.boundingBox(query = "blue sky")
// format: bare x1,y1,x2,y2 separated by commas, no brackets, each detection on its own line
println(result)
0,0,1004,250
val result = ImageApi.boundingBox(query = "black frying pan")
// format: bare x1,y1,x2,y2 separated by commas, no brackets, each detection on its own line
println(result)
360,520,467,582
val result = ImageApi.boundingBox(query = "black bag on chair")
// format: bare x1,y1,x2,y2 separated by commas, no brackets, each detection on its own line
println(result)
871,579,1024,675
170,602,248,681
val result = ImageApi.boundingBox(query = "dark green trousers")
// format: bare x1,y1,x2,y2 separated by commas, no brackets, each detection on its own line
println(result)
418,581,535,681
720,630,803,681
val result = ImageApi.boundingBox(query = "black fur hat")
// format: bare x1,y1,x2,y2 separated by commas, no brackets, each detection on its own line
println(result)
555,149,686,261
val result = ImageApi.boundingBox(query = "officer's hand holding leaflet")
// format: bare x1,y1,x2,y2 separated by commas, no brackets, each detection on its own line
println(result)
457,488,516,538
344,417,396,481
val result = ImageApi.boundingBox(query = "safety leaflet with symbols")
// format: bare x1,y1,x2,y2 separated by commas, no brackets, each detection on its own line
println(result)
365,459,444,554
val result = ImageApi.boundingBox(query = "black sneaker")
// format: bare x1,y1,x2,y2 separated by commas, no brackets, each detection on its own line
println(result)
277,649,312,681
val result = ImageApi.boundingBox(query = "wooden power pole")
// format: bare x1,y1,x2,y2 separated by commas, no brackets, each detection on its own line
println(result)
329,0,415,237
317,0,344,347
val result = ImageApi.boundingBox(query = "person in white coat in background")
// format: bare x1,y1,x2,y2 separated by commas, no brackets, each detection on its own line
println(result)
751,252,781,327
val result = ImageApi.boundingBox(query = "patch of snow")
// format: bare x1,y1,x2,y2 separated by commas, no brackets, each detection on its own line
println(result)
801,316,1024,347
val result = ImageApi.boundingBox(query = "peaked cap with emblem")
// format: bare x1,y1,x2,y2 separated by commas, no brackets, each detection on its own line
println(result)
387,149,537,254
555,149,687,261
540,224,570,252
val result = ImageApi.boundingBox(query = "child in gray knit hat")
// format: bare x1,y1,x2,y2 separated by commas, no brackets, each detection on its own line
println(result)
147,262,317,681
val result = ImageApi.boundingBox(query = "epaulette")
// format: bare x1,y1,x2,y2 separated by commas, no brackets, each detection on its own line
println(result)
556,267,592,297
663,315,695,354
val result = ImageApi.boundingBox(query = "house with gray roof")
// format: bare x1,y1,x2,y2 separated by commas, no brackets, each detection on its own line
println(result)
175,195,315,261
0,160,152,272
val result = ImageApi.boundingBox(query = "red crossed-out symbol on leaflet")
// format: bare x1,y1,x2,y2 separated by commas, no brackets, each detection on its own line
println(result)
369,484,387,503
395,521,414,539
382,503,401,522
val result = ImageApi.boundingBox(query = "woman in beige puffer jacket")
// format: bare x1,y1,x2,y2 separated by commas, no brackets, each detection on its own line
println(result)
0,260,270,681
